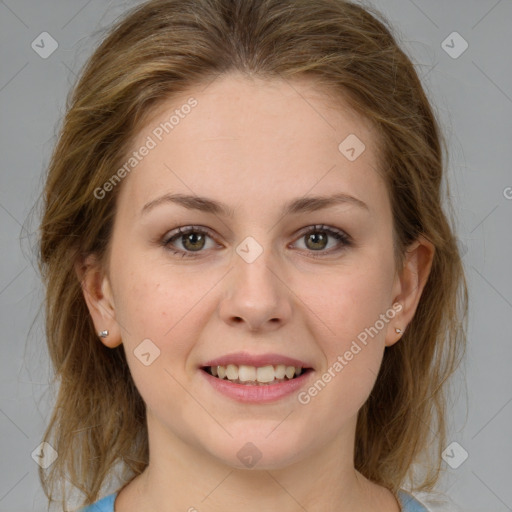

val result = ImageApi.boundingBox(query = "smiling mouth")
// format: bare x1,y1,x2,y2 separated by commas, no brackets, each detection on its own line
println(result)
202,364,313,385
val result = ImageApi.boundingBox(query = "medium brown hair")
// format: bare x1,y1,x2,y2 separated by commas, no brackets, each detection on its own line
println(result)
38,0,468,509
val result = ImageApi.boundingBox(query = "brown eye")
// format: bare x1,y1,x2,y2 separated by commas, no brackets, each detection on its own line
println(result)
181,232,206,251
293,225,352,257
304,231,329,251
163,226,216,257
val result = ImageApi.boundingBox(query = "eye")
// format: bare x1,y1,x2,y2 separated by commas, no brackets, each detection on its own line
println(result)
292,224,352,257
162,226,218,257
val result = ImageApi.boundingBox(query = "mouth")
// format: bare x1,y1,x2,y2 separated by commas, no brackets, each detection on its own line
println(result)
201,364,314,386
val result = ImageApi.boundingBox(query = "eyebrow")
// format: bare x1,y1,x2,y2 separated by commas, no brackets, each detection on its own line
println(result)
141,192,369,218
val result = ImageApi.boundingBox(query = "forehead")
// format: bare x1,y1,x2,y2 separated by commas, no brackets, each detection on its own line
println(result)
116,73,388,221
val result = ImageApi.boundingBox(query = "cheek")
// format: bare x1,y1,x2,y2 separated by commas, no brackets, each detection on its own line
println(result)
111,265,201,415
112,248,187,334
295,258,394,406
298,261,394,347
111,255,216,367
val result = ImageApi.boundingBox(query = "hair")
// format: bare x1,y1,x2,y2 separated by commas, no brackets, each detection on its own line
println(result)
38,0,468,509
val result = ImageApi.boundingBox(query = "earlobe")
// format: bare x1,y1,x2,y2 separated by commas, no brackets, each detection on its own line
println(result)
385,235,435,347
75,254,123,348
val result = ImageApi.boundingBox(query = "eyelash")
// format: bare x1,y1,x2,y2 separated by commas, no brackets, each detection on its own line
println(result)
161,224,352,259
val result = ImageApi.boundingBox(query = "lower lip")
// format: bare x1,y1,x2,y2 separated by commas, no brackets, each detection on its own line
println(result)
200,368,313,403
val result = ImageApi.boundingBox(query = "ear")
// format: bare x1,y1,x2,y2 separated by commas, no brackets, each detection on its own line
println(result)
75,254,123,348
385,235,435,347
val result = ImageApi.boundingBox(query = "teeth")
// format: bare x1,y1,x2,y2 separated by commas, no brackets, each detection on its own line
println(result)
226,364,238,380
256,365,275,383
209,364,305,384
275,364,286,379
238,365,256,382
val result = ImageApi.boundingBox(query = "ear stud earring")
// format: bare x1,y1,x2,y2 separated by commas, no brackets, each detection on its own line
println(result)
99,330,109,338
395,328,403,334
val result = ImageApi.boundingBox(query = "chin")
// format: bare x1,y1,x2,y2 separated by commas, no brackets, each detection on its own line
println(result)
204,435,308,471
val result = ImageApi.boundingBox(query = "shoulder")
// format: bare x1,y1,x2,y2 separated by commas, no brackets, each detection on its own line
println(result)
398,489,464,512
398,489,429,511
78,492,118,512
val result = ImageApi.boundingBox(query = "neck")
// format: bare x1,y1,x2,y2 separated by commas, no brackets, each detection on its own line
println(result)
116,412,399,512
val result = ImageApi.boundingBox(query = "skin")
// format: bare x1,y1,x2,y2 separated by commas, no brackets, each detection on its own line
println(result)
79,72,434,512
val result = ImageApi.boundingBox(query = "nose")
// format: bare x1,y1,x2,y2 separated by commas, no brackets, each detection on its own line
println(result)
218,245,292,332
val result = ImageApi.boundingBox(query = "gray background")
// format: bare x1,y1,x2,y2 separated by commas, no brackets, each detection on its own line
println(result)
1,0,511,511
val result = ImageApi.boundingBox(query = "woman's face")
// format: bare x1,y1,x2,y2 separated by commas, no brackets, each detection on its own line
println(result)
91,73,413,470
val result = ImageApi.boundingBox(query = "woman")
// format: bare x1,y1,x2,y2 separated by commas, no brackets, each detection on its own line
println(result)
38,0,467,510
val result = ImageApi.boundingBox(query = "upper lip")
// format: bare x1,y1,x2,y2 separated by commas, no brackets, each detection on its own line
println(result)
202,352,314,369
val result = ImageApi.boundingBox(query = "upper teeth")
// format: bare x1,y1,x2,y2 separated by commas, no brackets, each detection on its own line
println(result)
210,364,303,383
